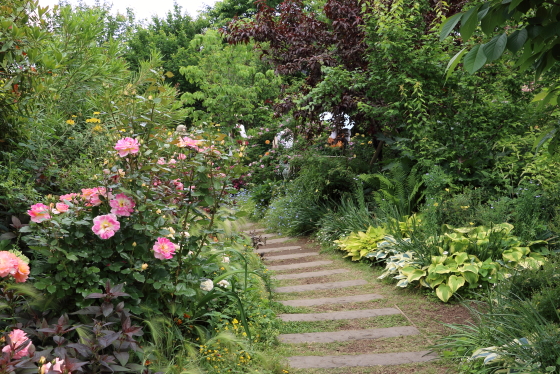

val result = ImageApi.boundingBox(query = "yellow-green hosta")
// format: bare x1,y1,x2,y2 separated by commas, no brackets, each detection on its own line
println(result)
333,226,387,261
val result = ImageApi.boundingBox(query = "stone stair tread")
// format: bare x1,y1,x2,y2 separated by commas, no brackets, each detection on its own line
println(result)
256,246,302,254
279,326,420,343
267,260,333,271
265,252,319,261
288,351,438,369
266,237,291,244
279,293,383,306
275,268,349,280
279,308,401,322
274,279,367,293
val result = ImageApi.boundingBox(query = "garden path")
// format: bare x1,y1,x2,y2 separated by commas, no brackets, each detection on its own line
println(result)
243,226,465,374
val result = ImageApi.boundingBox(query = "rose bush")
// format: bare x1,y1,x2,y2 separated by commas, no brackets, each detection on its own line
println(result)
20,119,248,317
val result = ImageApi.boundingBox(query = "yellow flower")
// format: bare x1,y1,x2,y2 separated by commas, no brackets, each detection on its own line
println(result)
368,140,372,144
66,119,75,125
132,242,137,247
232,318,239,324
469,222,474,225
156,209,162,214
433,202,439,207
141,263,148,270
92,125,103,132
220,267,225,270
445,188,450,192
71,115,77,118
461,205,470,209
93,111,100,115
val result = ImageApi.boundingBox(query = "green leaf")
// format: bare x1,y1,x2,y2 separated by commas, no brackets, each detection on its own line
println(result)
445,48,467,80
483,33,507,62
47,285,56,293
460,6,481,41
133,272,145,282
436,284,453,302
463,45,487,74
447,275,466,293
440,13,462,41
406,269,426,282
507,28,528,53
433,264,451,274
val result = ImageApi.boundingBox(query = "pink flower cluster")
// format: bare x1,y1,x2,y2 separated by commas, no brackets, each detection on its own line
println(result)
92,214,120,239
177,136,201,150
0,252,30,283
82,187,110,206
152,237,177,260
109,193,135,217
1,329,30,359
41,358,67,374
114,137,140,157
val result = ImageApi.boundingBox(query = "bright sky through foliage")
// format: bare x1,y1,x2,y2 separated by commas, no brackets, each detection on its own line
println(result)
38,0,219,20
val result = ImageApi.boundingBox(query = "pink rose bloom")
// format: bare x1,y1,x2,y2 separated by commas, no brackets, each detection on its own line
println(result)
2,329,30,359
157,157,166,165
82,187,109,206
172,179,184,191
109,193,135,217
177,136,201,150
152,237,176,260
114,137,140,157
0,251,18,278
54,203,69,214
168,159,177,165
177,153,187,160
60,193,80,203
27,203,51,223
92,214,120,239
13,258,30,283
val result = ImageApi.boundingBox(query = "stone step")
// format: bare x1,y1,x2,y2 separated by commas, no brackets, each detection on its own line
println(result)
288,351,438,369
265,252,319,261
257,245,301,254
279,308,401,322
266,237,291,245
279,293,383,307
275,268,349,280
274,279,367,293
279,326,420,344
267,261,333,271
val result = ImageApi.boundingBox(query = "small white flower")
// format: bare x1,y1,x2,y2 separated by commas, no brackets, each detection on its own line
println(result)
442,251,448,255
217,280,230,288
200,279,214,291
222,256,230,263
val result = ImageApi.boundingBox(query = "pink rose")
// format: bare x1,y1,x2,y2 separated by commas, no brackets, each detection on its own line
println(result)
109,193,135,217
27,203,51,223
2,329,30,359
177,153,187,160
114,137,140,157
0,251,18,278
177,136,201,150
157,158,166,165
152,237,176,260
54,203,69,213
92,214,120,239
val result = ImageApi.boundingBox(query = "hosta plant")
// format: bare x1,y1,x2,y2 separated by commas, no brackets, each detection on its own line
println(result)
334,226,387,261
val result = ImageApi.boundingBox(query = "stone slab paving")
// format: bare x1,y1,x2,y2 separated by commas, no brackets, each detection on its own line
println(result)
267,260,333,271
264,252,319,261
256,245,302,254
279,293,383,307
288,351,439,369
279,308,401,322
275,268,349,280
266,237,291,245
274,279,367,294
279,326,420,343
